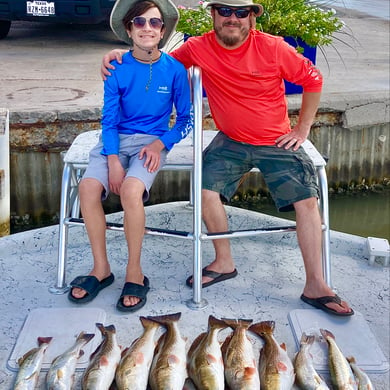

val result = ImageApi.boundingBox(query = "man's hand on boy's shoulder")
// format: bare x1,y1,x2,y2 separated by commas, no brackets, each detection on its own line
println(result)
101,49,128,80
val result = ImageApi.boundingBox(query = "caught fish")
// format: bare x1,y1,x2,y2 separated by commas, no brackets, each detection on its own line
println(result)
347,356,375,390
115,316,161,390
46,331,95,390
14,336,53,390
148,312,187,390
320,329,357,390
249,320,295,390
221,318,260,390
294,332,329,390
82,323,121,390
187,315,227,390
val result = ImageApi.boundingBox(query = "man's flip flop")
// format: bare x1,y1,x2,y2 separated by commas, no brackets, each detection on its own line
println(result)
186,267,238,288
68,273,115,304
300,294,354,316
116,276,150,312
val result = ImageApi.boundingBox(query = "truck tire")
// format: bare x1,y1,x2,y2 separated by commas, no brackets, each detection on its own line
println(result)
0,20,11,39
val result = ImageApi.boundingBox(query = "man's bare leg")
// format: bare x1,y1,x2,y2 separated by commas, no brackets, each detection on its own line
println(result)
71,178,111,298
294,197,352,314
120,177,147,307
197,189,236,284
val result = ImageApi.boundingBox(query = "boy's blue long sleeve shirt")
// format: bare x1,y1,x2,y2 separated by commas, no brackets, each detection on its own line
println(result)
101,51,193,155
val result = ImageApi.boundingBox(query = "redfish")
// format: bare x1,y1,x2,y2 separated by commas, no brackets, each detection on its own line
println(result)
187,315,227,390
14,336,53,390
221,318,260,390
249,320,295,390
294,332,329,390
46,331,94,390
115,316,161,390
148,312,187,390
81,323,121,390
320,329,357,390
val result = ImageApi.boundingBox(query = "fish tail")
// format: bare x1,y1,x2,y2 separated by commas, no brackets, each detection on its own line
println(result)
300,332,315,346
96,323,116,335
37,336,53,346
320,328,335,341
208,315,228,330
77,332,95,344
222,318,253,329
140,316,161,329
148,312,181,325
248,320,275,336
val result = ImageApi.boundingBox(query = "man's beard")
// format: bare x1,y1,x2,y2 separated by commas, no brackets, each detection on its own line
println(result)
214,22,249,47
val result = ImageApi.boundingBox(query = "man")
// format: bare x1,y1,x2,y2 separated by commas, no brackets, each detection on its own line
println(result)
102,0,353,316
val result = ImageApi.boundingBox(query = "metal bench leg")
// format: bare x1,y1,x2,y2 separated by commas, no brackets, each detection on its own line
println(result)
49,162,72,294
317,165,332,288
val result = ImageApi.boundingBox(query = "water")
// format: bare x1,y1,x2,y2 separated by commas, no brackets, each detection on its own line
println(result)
230,190,390,241
320,0,390,20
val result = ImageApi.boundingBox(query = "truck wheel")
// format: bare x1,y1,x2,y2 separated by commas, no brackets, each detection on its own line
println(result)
0,20,11,39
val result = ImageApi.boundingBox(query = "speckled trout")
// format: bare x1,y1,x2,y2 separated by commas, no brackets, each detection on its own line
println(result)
221,318,260,390
115,316,161,390
347,356,375,390
249,320,295,390
46,331,94,390
294,333,329,390
187,315,227,390
14,336,53,390
320,329,357,390
148,312,187,390
81,323,121,390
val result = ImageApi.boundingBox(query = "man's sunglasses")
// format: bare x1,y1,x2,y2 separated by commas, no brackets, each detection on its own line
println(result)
131,16,164,29
214,7,251,18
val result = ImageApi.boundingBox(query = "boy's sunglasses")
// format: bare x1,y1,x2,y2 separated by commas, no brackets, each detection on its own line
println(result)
131,16,164,29
214,7,251,18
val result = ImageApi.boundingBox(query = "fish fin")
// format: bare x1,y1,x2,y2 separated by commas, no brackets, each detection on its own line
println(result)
208,315,228,330
300,332,315,345
167,354,180,365
80,333,95,344
320,328,335,341
277,360,288,371
140,316,161,330
206,353,218,364
99,355,110,367
188,332,206,357
280,342,287,351
222,318,252,330
248,320,275,337
105,324,116,333
135,352,145,365
38,336,53,346
148,312,181,325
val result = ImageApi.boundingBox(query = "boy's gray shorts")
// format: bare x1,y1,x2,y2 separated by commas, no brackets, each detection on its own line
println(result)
202,132,319,212
83,133,167,201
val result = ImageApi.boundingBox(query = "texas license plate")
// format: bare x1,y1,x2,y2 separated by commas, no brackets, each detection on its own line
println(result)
26,1,55,16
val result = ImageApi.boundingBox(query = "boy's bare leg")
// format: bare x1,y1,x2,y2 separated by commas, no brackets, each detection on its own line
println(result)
71,178,111,298
120,177,147,307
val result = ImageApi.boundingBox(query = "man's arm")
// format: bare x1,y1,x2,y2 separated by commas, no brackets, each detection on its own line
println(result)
101,49,128,80
275,91,321,151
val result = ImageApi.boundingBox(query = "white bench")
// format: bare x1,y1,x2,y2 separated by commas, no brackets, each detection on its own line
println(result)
50,67,331,309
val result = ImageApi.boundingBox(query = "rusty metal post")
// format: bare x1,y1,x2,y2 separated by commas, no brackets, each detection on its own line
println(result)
0,108,10,236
